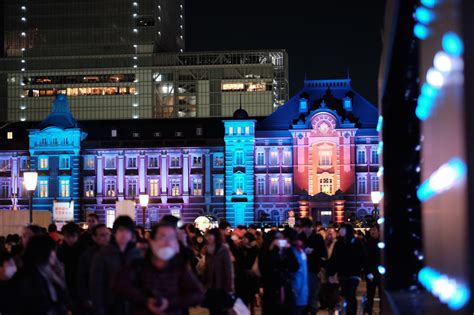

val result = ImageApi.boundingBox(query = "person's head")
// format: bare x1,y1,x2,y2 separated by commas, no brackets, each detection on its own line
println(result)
326,227,337,242
22,224,44,247
340,223,355,243
91,224,111,247
241,232,256,247
314,221,323,232
184,224,197,238
205,228,223,248
299,217,313,235
219,221,231,236
86,213,99,230
318,227,327,240
247,225,257,236
150,222,179,261
48,223,57,233
62,222,80,247
159,215,180,229
113,216,135,248
0,251,16,281
23,235,57,267
369,225,380,239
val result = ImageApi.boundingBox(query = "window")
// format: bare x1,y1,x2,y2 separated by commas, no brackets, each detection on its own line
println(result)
196,127,203,136
59,156,70,169
319,151,332,166
105,179,116,197
1,181,10,198
132,132,140,138
7,132,13,140
52,138,58,145
20,158,29,170
229,127,234,135
170,156,180,168
235,177,244,195
149,179,159,197
171,208,181,219
41,138,47,146
269,150,278,165
0,159,10,171
234,151,244,165
214,154,224,167
193,177,202,196
105,157,116,169
60,179,70,198
192,155,202,167
127,157,137,169
245,126,250,135
283,150,292,165
284,177,292,195
175,131,183,137
371,175,379,192
39,180,48,198
39,157,48,170
127,178,138,197
270,178,279,195
237,127,242,135
256,152,265,165
357,150,366,164
84,178,95,197
111,129,117,137
148,157,159,168
320,177,333,194
371,150,379,165
357,176,367,194
257,177,265,195
106,210,115,228
84,156,95,169
63,138,69,145
171,178,181,196
214,177,224,196
154,132,161,138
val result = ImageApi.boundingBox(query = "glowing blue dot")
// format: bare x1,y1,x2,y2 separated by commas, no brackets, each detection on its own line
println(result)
421,0,438,8
414,23,430,40
378,265,386,275
416,94,435,121
377,217,385,224
376,116,383,133
421,83,439,98
442,32,464,57
377,242,385,249
415,7,435,24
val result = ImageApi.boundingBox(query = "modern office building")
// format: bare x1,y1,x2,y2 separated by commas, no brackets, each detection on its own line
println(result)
0,78,377,226
0,50,288,121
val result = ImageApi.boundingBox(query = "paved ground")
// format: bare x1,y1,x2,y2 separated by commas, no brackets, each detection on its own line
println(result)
190,281,381,315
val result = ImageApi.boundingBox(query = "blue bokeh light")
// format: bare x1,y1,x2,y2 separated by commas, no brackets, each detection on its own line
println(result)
414,23,430,40
415,7,435,24
416,94,435,121
421,0,438,8
442,32,464,57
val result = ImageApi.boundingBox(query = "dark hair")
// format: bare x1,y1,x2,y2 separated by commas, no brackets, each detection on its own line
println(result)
113,216,135,233
343,223,356,243
48,223,57,233
151,222,177,240
87,213,99,221
91,224,107,236
23,235,56,267
206,228,223,252
219,221,231,230
6,234,19,244
183,223,197,234
236,225,247,230
243,232,256,242
61,222,80,236
26,224,45,236
299,217,313,228
283,227,299,242
0,251,13,265
159,215,180,228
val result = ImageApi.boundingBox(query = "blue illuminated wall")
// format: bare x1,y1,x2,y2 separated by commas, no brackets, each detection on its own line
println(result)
223,119,256,226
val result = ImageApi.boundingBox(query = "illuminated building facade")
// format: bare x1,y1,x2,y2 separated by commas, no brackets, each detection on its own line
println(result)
0,78,377,226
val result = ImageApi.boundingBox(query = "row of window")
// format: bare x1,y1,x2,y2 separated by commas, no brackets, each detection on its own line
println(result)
357,175,380,194
22,87,138,98
357,149,379,165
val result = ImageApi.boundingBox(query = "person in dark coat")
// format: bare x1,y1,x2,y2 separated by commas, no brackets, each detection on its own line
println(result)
298,218,327,315
90,216,141,315
76,224,111,315
364,225,381,315
78,213,100,252
0,251,17,315
328,224,366,315
259,230,299,315
114,221,205,315
57,222,81,303
12,234,71,315
235,232,260,308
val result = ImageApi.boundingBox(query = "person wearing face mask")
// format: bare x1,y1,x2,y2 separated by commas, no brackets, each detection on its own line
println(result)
114,221,205,315
0,251,17,315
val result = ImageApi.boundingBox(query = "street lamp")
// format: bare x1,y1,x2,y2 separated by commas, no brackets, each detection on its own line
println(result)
139,193,149,227
371,191,383,220
24,171,38,224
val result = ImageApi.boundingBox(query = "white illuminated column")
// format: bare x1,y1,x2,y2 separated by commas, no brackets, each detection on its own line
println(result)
139,193,149,227
24,171,38,223
371,191,383,220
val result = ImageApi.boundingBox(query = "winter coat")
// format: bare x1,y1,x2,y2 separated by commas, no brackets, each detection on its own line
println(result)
76,244,101,311
328,237,366,279
290,247,308,307
365,237,381,278
298,231,327,273
202,245,234,293
57,242,81,298
234,243,260,303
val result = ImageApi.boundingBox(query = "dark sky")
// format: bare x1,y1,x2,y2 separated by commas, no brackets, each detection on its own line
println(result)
185,0,386,104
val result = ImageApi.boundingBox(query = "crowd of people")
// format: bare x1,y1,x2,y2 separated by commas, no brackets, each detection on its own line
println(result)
0,213,381,315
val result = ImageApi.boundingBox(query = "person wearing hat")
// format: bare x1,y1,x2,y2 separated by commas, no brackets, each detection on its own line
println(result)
90,216,141,315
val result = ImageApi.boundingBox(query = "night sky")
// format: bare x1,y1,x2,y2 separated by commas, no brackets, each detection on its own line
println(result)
186,0,386,104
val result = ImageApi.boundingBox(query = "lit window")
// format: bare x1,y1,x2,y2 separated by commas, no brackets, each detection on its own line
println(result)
256,152,265,165
319,151,332,166
192,155,202,167
234,151,244,165
284,177,292,195
105,157,116,169
235,177,244,195
127,157,137,168
84,178,95,197
193,177,202,196
245,126,250,135
229,127,234,135
371,150,379,165
237,127,241,135
270,150,278,165
171,208,181,219
106,210,115,228
283,150,292,165
111,129,117,137
175,131,183,137
20,158,29,170
60,179,70,198
257,177,265,195
39,157,48,170
222,83,245,91
149,179,159,197
59,156,70,170
7,132,13,140
357,176,367,194
371,175,379,192
127,178,137,197
1,181,10,198
148,157,159,168
357,150,366,164
171,179,181,196
0,159,10,171
106,179,116,197
270,178,279,195
320,177,333,195
214,154,224,167
196,127,203,136
39,180,48,198
170,156,180,168
84,156,95,170
214,177,224,196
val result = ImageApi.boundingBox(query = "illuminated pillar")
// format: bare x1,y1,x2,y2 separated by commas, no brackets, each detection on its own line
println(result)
160,151,167,203
138,153,146,193
117,154,124,200
334,199,345,224
205,152,211,203
298,200,309,218
97,155,103,196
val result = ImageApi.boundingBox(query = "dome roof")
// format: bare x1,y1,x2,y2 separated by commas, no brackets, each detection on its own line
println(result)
37,94,79,129
233,108,249,119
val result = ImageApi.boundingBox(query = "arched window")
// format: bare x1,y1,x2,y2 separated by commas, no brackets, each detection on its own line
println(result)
319,177,333,194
